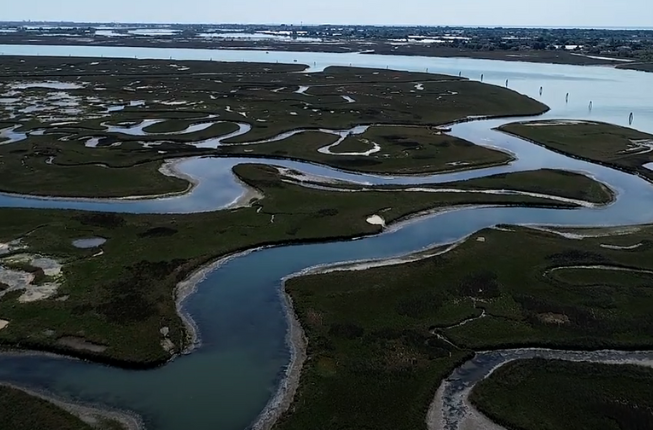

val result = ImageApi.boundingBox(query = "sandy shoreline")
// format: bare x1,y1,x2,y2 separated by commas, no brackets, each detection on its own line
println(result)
115,157,199,201
0,382,143,430
426,384,447,430
226,175,264,209
427,347,653,430
251,277,307,430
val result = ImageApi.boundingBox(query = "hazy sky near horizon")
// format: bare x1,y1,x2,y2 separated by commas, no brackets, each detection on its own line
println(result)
5,0,651,27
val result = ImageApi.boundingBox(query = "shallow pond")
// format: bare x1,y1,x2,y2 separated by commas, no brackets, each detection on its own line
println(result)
72,237,107,249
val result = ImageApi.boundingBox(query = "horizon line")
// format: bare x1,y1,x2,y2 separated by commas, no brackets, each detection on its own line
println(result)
1,20,653,31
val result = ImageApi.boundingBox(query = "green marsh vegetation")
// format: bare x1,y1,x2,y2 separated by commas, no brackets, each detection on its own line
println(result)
0,56,547,197
222,125,515,175
0,56,632,427
277,224,653,430
501,120,653,181
0,385,125,430
617,62,653,73
327,125,512,174
471,359,653,430
331,168,613,204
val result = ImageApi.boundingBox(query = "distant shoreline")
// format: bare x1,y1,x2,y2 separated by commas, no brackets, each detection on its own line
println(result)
0,36,649,70
1,21,653,30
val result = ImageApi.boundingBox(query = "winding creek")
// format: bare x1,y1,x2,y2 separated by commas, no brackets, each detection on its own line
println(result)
1,44,653,430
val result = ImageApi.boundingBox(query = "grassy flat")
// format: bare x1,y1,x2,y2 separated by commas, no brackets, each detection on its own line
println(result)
277,224,653,430
442,169,613,203
500,120,653,180
0,156,189,198
221,131,342,159
356,168,613,204
330,125,512,174
224,125,514,175
0,385,124,430
471,359,653,430
617,62,653,73
0,56,547,197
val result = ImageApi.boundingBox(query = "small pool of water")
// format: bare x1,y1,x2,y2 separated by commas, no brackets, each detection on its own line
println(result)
72,237,107,249
11,82,84,90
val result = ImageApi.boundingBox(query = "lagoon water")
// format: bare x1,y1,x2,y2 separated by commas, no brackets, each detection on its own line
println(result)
1,44,653,430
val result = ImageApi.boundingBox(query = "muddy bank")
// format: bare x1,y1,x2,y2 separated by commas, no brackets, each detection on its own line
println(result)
226,175,264,209
251,277,307,430
428,348,653,430
114,158,198,201
0,382,143,430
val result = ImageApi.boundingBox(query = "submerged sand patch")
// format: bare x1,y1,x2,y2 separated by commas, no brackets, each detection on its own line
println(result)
30,257,63,277
57,336,108,353
18,283,60,303
0,254,63,302
0,239,25,256
537,312,570,325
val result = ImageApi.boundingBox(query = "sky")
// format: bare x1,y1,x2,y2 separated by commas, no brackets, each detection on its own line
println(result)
3,0,652,28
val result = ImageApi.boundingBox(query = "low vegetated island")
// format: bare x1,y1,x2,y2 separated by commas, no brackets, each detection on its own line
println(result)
471,359,653,430
500,120,653,181
0,384,129,430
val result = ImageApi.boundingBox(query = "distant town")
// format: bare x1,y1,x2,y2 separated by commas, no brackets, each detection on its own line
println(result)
1,22,652,69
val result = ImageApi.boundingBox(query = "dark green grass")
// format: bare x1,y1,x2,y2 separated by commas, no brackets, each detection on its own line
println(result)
444,168,613,204
223,126,514,175
548,267,653,287
471,359,653,430
332,126,512,174
141,118,211,134
500,121,653,180
0,154,189,198
221,131,341,159
617,62,653,73
277,224,653,430
0,385,106,430
326,169,613,204
328,135,374,154
0,57,547,196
